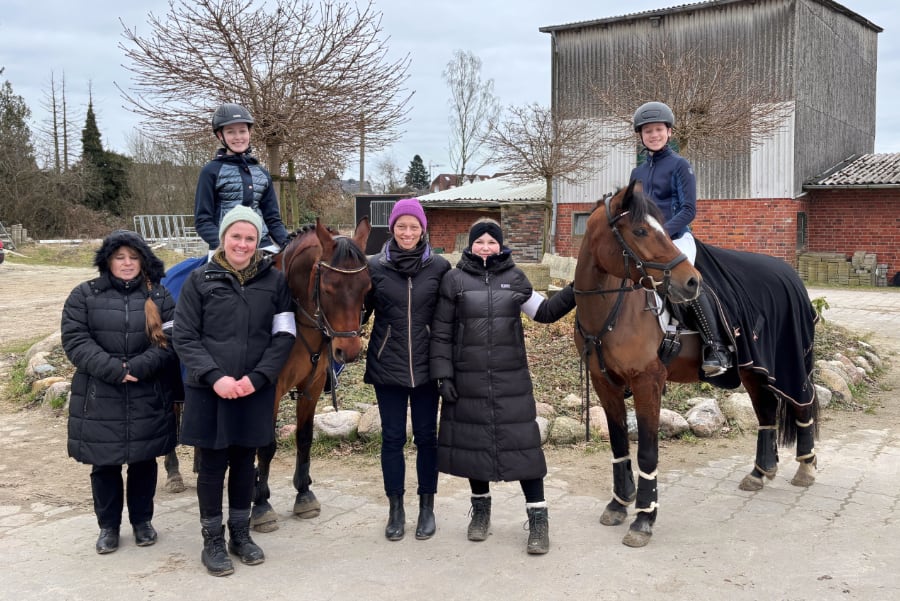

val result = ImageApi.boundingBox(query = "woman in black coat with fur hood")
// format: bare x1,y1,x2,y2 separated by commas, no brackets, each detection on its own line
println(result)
61,230,178,555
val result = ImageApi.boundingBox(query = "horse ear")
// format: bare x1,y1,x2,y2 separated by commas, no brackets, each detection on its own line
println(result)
315,218,335,255
353,215,371,250
621,179,639,212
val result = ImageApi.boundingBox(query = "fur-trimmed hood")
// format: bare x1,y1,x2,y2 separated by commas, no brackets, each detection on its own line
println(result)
93,230,166,284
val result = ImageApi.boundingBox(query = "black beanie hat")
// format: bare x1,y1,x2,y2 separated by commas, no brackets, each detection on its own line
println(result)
468,218,503,248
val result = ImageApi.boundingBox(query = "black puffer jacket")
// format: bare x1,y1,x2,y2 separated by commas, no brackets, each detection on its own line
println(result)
364,243,450,389
173,255,295,449
430,250,574,482
62,230,178,466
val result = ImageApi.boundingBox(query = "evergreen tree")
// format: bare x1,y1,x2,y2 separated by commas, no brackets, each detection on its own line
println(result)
404,154,430,191
81,100,130,215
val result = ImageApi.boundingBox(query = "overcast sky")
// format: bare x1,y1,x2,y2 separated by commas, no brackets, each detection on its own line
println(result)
2,0,897,182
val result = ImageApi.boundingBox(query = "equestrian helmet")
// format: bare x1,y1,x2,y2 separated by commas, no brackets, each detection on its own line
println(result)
212,103,254,133
633,101,675,132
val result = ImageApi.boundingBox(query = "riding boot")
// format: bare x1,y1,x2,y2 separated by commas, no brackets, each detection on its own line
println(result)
467,495,491,542
525,505,550,555
415,494,436,540
689,291,732,377
385,494,405,541
200,524,234,577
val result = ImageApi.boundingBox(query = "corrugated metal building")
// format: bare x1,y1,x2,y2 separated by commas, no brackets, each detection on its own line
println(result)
540,0,884,264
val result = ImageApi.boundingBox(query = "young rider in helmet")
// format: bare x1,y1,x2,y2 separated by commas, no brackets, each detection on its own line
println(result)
194,103,289,256
630,101,732,377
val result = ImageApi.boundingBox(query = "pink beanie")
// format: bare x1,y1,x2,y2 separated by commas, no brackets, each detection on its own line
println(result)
388,198,427,231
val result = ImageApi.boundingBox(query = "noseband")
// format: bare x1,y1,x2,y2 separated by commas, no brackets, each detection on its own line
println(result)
309,259,369,338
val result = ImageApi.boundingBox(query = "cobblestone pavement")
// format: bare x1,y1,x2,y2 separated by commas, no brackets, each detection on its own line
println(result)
2,287,899,601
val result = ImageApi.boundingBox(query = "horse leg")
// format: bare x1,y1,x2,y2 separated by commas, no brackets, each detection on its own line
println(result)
790,394,819,487
251,441,279,532
621,376,663,548
293,418,321,518
596,384,634,527
739,377,779,491
163,402,186,493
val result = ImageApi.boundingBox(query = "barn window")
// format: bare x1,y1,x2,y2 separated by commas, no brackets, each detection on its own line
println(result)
573,212,590,236
370,201,395,227
796,211,807,248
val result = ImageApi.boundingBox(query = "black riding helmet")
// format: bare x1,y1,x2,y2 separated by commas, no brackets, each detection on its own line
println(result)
211,103,254,134
633,101,675,132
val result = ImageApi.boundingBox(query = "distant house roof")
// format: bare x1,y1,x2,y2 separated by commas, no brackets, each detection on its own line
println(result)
418,175,546,206
804,153,900,189
539,0,882,34
429,173,491,193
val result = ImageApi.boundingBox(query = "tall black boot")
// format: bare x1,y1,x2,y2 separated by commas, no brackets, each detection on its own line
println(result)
200,525,234,577
690,291,732,377
415,494,436,540
385,494,405,541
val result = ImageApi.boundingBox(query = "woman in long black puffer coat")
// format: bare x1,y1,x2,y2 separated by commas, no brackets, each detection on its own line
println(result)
62,230,178,555
430,218,575,555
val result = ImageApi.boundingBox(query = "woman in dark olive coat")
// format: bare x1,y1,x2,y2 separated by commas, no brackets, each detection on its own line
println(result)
430,218,575,555
62,230,178,555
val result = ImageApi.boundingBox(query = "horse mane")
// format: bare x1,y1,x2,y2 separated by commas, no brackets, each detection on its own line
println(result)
331,235,366,265
593,185,665,226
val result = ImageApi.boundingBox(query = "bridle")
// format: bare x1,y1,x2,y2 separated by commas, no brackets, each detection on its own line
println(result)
572,194,689,440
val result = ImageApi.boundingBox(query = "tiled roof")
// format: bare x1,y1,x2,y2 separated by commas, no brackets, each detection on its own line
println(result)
805,153,900,188
418,175,546,204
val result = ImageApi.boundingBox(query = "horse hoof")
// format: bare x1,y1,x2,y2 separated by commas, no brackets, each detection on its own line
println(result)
251,504,279,533
294,492,321,519
164,474,185,493
600,507,627,526
790,462,817,487
622,530,651,548
739,474,764,491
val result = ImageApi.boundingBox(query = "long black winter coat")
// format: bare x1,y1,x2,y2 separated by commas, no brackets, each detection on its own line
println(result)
173,255,295,449
430,250,575,482
62,232,178,466
364,243,450,389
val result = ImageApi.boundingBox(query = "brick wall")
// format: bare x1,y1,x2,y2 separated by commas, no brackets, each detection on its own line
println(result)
425,209,499,253
501,205,544,262
554,202,596,257
805,189,900,277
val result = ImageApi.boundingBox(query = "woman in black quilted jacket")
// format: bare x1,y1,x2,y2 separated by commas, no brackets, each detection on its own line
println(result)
430,218,575,555
62,230,178,555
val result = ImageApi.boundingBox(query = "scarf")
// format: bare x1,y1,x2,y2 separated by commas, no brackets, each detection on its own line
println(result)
213,248,261,285
387,238,429,276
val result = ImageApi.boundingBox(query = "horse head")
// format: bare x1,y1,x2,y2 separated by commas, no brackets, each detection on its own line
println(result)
313,216,372,364
576,180,701,303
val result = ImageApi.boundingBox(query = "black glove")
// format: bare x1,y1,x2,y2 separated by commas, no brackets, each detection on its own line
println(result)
438,378,458,403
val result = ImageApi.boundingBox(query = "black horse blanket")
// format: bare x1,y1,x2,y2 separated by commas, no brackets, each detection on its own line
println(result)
688,239,818,408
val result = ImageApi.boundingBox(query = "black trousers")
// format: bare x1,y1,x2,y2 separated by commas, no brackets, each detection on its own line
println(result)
196,445,256,520
90,459,158,529
469,477,545,504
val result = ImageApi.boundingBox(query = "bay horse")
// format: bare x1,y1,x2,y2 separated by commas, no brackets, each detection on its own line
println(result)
250,217,371,532
574,181,818,548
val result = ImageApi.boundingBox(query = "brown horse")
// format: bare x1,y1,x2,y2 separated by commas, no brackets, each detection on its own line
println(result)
248,218,372,532
574,181,818,547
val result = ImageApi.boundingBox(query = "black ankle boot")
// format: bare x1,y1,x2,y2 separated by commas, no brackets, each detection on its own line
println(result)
415,494,436,540
96,526,120,554
201,526,234,577
228,521,265,565
385,494,405,541
133,521,157,547
526,506,550,555
467,496,491,542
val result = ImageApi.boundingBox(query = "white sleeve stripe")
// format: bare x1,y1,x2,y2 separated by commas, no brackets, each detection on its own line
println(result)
161,320,174,332
521,290,546,319
272,312,297,336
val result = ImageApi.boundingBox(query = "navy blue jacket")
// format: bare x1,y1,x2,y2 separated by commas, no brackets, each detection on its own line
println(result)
194,149,289,250
630,145,697,240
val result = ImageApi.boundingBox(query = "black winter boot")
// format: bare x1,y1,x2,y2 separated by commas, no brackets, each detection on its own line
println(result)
228,521,265,565
467,496,491,542
415,494,436,540
526,506,550,555
201,526,234,577
385,494,405,541
690,291,732,377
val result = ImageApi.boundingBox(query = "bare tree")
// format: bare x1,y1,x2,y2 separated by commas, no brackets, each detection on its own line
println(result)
34,72,78,173
589,39,791,160
118,0,412,185
484,103,604,254
370,154,406,194
443,50,500,180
